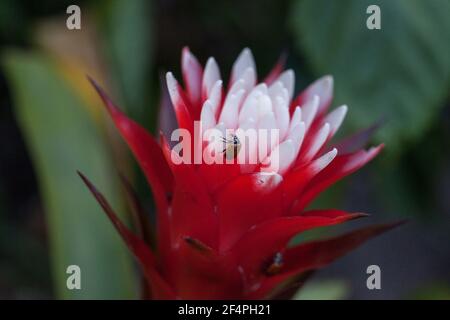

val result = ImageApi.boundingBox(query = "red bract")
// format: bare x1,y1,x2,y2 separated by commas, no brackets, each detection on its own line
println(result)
80,48,401,299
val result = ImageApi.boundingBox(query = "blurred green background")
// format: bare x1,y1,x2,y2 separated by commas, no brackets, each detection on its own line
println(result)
0,0,449,299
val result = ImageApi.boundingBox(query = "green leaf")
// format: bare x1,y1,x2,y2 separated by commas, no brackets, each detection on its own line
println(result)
294,279,349,300
409,283,450,300
98,0,154,123
373,119,448,219
3,50,137,299
290,0,450,155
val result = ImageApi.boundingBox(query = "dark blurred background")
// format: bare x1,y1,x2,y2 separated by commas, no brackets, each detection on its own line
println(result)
0,0,449,299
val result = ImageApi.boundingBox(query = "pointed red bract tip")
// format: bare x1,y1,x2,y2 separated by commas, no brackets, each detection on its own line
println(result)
87,76,120,116
334,119,384,154
264,51,288,85
249,220,406,299
77,170,176,299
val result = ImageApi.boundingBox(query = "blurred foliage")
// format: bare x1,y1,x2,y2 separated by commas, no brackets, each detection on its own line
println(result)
409,283,450,300
0,0,27,46
0,0,89,46
291,0,450,156
2,51,136,298
0,223,51,296
294,280,349,300
373,113,450,219
97,0,154,124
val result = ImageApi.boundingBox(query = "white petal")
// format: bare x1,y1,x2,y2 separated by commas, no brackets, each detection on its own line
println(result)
235,118,258,167
239,84,268,124
258,111,277,130
250,83,268,97
240,117,256,131
277,69,295,101
324,105,347,136
219,89,245,129
202,57,221,96
274,97,290,139
231,48,256,84
310,148,337,174
287,122,306,155
240,67,257,92
238,95,258,126
302,95,319,131
256,94,273,121
268,81,288,103
263,139,296,175
181,48,202,104
208,80,222,116
228,79,246,96
215,122,226,133
289,106,302,135
214,122,226,136
166,72,183,107
258,112,279,160
200,100,216,132
304,123,330,161
303,75,333,113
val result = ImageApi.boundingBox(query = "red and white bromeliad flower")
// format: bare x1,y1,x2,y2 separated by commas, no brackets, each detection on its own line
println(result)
80,48,401,299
